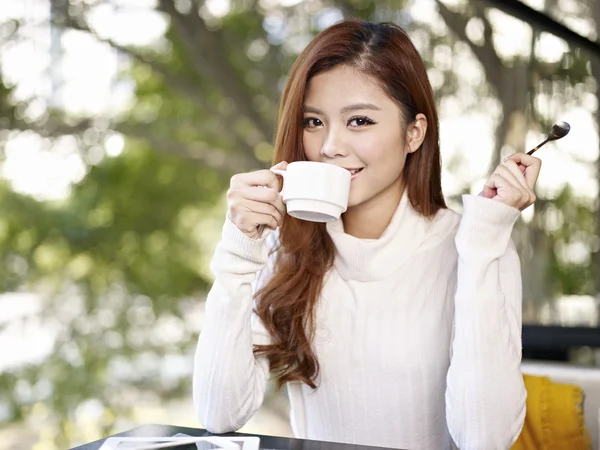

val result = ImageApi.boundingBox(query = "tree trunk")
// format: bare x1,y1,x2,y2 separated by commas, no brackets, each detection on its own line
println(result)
592,0,600,308
437,0,556,316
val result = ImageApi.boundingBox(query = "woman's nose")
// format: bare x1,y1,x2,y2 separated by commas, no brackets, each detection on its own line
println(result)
321,132,348,158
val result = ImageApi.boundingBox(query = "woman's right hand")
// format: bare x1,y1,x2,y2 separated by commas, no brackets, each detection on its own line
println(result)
226,161,287,239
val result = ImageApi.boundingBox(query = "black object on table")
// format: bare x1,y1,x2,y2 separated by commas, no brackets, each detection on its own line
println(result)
69,424,404,450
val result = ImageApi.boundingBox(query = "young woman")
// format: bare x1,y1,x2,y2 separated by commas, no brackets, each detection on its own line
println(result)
194,19,540,450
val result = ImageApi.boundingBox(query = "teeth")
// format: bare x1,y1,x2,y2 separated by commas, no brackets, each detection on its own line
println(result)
349,169,361,174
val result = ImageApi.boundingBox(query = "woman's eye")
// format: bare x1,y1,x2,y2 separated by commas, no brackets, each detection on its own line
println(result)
348,116,376,127
303,117,323,128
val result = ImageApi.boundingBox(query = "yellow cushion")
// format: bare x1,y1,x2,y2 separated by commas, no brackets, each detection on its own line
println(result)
512,374,592,450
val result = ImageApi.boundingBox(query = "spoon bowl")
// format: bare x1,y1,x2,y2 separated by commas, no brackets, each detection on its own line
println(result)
549,121,570,140
527,121,570,155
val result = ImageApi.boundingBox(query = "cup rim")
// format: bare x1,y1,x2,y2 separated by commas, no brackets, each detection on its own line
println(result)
287,161,351,178
285,197,347,213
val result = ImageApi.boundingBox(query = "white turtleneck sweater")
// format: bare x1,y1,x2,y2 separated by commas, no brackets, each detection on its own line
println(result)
193,194,527,450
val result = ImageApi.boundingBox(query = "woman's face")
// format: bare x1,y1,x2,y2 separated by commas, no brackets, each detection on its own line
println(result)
302,65,426,209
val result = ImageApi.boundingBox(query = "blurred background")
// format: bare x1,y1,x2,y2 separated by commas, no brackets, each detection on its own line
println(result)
0,0,598,448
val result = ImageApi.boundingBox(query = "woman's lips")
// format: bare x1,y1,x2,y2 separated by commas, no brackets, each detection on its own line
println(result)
348,167,364,179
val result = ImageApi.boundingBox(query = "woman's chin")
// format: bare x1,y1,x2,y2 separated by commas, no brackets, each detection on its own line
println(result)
346,191,369,209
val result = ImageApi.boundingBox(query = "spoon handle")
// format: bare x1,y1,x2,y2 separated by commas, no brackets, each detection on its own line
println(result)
527,138,549,156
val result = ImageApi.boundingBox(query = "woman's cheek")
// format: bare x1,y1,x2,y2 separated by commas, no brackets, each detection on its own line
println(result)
302,134,323,161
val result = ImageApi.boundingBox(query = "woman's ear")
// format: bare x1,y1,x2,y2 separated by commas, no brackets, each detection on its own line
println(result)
406,113,428,153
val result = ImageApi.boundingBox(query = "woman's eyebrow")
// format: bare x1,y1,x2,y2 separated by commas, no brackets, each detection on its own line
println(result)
302,103,381,115
302,105,323,114
340,103,381,113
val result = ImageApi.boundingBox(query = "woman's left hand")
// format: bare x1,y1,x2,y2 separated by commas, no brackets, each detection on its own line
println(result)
480,153,542,211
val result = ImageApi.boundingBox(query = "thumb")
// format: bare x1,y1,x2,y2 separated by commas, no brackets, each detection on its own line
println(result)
269,161,288,192
271,161,288,171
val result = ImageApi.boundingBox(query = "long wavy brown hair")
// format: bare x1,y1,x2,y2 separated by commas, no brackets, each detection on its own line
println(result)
253,19,446,389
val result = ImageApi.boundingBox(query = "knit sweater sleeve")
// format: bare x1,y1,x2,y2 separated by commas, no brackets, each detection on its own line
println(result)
193,217,276,433
445,195,527,450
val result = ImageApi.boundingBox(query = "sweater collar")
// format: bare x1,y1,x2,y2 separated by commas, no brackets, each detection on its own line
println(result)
325,193,432,282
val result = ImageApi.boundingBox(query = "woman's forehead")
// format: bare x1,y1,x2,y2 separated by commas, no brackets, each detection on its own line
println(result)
303,66,401,117
305,67,391,103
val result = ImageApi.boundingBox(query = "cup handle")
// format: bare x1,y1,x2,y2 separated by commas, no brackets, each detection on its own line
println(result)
270,168,286,197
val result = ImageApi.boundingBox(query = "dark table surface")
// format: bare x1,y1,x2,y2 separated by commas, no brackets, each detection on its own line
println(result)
70,424,403,450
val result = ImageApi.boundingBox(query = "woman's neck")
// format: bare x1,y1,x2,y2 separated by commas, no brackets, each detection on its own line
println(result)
342,178,404,239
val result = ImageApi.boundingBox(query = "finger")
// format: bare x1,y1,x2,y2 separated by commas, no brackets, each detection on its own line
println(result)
483,172,501,193
271,195,286,218
502,154,526,175
505,153,542,190
240,186,279,203
505,152,539,167
483,173,515,203
240,213,279,235
484,171,521,195
494,165,525,191
230,169,280,190
500,160,529,190
239,187,286,217
502,153,526,176
485,172,534,209
232,199,283,225
480,186,495,199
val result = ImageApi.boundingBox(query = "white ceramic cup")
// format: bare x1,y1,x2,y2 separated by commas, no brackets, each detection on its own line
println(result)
271,161,351,223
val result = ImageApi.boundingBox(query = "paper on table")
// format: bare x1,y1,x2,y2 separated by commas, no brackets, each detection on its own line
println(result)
99,435,259,450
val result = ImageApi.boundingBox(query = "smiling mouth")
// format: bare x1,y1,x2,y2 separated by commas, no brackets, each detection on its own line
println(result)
347,168,364,178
